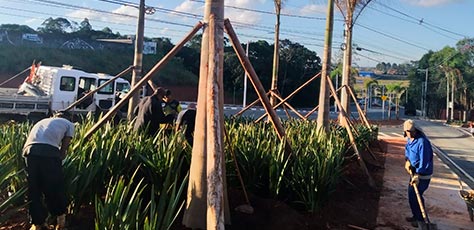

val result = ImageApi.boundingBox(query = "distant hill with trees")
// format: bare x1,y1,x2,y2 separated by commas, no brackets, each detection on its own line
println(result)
0,17,322,106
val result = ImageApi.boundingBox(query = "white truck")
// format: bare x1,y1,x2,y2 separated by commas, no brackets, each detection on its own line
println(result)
0,65,131,120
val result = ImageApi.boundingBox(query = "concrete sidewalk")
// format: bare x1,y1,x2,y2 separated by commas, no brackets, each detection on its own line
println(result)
376,137,473,230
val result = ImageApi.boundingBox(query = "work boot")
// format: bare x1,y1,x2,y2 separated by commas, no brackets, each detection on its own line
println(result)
55,214,66,230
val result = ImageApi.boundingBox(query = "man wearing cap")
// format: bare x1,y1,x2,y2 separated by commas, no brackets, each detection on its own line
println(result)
133,87,175,136
23,111,75,230
403,119,433,227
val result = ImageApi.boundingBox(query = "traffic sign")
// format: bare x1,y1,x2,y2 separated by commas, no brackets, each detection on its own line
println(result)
381,95,387,101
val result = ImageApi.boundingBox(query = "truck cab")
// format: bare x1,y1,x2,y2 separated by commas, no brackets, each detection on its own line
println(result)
16,65,130,115
94,73,131,111
33,65,98,112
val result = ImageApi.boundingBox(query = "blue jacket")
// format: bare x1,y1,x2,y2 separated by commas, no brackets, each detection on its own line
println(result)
405,132,433,175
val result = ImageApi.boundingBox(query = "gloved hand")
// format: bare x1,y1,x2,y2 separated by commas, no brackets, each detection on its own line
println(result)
404,160,412,175
410,174,419,186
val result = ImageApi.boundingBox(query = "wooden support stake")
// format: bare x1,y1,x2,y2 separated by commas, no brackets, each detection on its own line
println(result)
326,75,375,188
224,19,288,144
255,92,305,122
304,86,342,118
80,22,204,141
345,85,378,161
346,85,371,129
64,66,134,111
233,92,270,117
255,72,320,122
0,67,30,87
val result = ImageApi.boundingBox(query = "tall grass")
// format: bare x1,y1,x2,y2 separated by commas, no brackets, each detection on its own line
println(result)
0,116,377,226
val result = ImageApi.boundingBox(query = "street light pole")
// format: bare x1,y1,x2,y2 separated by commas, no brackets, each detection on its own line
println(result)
424,69,428,118
417,68,428,118
242,40,250,107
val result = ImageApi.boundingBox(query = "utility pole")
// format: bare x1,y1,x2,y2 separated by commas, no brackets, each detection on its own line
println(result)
127,0,145,120
424,69,428,118
417,68,428,118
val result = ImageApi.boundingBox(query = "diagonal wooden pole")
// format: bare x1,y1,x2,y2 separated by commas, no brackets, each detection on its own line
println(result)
255,72,321,122
0,67,30,87
346,85,371,129
326,75,375,188
304,86,342,118
255,92,305,122
225,20,287,142
80,22,204,141
233,92,270,117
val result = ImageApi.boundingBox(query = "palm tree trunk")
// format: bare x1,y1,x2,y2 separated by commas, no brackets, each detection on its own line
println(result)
317,0,334,132
183,0,230,229
270,0,281,106
340,12,353,122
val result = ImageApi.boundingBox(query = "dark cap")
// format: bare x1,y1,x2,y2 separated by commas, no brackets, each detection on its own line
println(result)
153,87,167,97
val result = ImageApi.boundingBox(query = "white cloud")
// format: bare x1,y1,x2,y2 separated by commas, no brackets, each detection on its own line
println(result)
175,0,202,14
67,5,137,25
298,4,327,16
173,0,262,24
402,0,464,7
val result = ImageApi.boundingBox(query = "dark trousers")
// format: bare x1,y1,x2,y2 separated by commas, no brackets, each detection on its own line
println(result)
26,155,67,225
408,178,430,222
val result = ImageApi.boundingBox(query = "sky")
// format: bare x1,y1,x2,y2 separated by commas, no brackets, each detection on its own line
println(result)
0,0,473,68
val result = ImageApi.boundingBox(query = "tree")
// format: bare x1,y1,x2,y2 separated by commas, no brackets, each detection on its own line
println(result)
79,18,92,32
102,27,113,34
335,0,373,122
364,79,378,112
37,17,72,33
270,0,284,106
385,83,403,120
317,0,335,132
0,24,35,33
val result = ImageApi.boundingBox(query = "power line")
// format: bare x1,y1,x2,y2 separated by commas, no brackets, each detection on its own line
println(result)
356,23,430,51
23,0,194,28
189,0,329,21
374,1,468,38
98,0,332,43
366,5,459,41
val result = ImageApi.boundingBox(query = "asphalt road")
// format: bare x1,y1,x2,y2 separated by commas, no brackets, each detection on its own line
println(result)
224,104,406,121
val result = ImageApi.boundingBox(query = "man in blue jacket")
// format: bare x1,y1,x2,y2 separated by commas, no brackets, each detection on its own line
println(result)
403,119,433,227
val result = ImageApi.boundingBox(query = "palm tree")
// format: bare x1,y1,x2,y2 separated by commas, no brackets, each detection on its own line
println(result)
335,0,373,122
385,83,403,120
363,79,378,113
270,0,283,106
317,0,335,132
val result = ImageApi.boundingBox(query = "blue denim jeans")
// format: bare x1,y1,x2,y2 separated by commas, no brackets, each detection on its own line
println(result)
408,178,431,221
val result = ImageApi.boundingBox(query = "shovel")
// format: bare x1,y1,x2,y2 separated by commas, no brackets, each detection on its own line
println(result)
411,175,438,230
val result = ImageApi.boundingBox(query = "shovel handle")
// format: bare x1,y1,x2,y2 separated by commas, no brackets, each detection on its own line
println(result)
410,172,431,225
